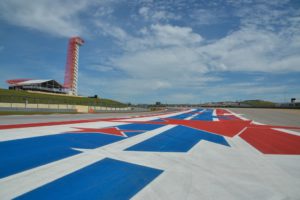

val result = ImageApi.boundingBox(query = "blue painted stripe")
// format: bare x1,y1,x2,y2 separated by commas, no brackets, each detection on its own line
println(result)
0,133,125,178
16,158,163,200
166,109,203,120
166,113,191,119
118,124,164,137
118,123,163,131
217,116,231,120
126,125,230,152
0,123,164,178
192,109,213,121
150,118,166,122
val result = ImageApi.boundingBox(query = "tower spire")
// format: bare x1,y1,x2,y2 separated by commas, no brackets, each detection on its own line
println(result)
64,37,84,95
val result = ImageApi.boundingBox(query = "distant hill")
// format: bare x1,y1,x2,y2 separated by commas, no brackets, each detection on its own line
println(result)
0,89,126,108
241,100,276,107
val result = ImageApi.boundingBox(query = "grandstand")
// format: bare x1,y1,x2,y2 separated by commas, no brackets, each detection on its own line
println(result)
7,79,66,94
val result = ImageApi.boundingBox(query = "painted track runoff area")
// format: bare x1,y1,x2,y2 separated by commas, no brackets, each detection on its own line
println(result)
0,108,300,199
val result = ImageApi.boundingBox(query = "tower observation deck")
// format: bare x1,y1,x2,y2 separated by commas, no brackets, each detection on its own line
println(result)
64,37,84,96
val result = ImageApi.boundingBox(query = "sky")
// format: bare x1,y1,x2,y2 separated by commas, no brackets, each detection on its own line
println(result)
0,0,300,104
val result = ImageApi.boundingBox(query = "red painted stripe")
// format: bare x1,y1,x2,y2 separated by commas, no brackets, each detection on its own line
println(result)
216,109,242,121
0,112,179,130
216,109,229,115
163,119,252,137
249,124,300,130
113,119,252,137
240,127,300,155
0,118,112,130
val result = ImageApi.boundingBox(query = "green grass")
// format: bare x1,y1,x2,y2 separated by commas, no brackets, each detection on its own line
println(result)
0,88,126,107
241,100,276,107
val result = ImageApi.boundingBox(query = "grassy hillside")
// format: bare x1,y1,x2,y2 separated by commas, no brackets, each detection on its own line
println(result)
241,100,276,107
0,89,126,107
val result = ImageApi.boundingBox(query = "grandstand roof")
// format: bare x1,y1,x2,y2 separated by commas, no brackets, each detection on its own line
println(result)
7,79,63,87
14,79,52,85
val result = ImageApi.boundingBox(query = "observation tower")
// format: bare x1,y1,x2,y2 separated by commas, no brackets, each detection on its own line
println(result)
63,37,84,95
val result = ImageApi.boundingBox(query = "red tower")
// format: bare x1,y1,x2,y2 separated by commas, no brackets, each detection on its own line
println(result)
64,37,84,95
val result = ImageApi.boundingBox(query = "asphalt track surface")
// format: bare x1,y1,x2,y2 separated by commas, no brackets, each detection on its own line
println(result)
0,108,300,199
229,108,300,127
0,110,175,125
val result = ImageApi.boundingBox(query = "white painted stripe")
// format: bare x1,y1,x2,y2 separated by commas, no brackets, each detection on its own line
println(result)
225,109,250,121
188,109,205,120
121,109,194,122
273,128,300,136
236,127,248,136
185,113,198,120
0,153,106,199
0,121,127,142
212,109,219,121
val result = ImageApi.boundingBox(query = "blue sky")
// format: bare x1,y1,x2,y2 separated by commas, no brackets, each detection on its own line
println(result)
0,0,299,104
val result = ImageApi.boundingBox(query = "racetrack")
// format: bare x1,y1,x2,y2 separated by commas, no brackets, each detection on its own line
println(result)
0,108,300,199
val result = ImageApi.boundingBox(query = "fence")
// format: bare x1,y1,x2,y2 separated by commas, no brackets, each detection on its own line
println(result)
0,94,126,107
0,94,131,113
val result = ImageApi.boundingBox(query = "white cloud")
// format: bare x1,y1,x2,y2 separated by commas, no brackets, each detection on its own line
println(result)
108,24,206,87
90,18,300,102
94,21,129,41
87,65,115,72
114,23,300,90
78,74,173,101
190,9,223,25
139,7,150,18
151,24,202,46
114,47,208,79
94,6,114,17
0,0,93,37
153,10,181,21
198,82,291,102
138,6,181,22
201,27,300,72
123,24,203,51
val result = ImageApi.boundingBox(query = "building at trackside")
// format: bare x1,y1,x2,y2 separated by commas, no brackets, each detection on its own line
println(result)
7,79,65,94
6,36,84,96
